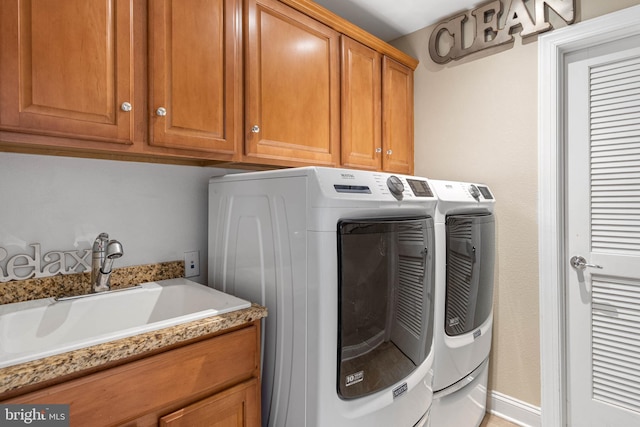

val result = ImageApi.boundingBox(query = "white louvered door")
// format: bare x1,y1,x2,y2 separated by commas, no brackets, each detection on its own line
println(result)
566,44,640,426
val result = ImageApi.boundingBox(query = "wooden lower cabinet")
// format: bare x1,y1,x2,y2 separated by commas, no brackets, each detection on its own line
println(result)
160,379,259,427
2,322,261,427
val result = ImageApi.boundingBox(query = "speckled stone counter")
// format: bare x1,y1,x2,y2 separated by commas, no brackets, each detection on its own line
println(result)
0,262,267,396
0,261,185,304
0,303,267,396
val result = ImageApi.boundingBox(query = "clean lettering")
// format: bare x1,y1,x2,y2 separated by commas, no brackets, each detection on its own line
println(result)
429,0,575,63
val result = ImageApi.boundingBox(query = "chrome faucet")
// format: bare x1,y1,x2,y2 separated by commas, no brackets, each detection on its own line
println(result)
91,232,124,293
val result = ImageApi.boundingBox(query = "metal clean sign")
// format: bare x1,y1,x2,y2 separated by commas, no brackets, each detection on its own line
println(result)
429,0,575,63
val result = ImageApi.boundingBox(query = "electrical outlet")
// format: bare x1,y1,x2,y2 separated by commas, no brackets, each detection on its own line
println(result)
184,251,200,278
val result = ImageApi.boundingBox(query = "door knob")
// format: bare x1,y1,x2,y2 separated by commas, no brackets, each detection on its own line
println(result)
570,255,603,270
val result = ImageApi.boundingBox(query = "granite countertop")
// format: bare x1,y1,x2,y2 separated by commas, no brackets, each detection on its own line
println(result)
0,261,267,397
0,303,267,396
0,261,187,304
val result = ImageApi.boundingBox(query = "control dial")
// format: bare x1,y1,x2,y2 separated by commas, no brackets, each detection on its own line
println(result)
387,176,404,200
468,184,480,200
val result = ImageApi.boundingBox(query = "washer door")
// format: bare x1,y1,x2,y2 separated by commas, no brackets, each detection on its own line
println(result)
337,217,435,399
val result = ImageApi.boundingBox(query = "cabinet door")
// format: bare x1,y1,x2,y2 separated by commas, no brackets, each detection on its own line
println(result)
0,0,135,145
4,324,260,426
160,379,260,427
340,36,382,171
149,0,241,157
382,57,414,175
244,0,340,167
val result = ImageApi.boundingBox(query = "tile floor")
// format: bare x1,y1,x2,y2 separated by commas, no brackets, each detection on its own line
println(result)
480,413,519,427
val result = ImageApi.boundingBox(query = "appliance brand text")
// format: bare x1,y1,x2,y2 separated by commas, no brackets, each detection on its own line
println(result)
392,382,408,399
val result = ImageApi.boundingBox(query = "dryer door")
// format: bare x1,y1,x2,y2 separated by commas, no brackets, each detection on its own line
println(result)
444,213,495,336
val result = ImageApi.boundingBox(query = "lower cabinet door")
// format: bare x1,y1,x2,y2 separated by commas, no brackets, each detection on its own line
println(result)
160,379,260,427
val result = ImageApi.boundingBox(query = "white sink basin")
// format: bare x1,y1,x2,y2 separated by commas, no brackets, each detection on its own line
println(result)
0,278,250,368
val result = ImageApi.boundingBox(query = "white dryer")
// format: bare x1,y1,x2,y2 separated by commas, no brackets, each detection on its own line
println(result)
208,167,438,427
429,180,496,427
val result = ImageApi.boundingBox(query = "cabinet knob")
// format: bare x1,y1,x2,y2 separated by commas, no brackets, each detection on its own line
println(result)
251,125,260,133
156,107,167,117
120,102,132,112
386,149,393,155
376,147,382,153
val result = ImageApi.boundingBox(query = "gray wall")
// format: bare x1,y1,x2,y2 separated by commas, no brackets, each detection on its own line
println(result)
0,152,228,284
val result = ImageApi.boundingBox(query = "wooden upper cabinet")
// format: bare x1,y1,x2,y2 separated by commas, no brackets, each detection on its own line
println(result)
244,0,340,167
149,0,242,157
340,36,381,171
0,0,416,168
382,57,414,175
0,0,135,145
341,37,414,174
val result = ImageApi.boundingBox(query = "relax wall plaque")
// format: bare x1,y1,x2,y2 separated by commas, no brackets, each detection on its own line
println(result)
429,0,575,63
0,244,90,282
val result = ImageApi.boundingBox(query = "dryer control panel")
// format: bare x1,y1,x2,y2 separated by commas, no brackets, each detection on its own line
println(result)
431,180,494,203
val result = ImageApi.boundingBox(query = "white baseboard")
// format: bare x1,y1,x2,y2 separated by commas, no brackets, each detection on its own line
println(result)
487,390,541,427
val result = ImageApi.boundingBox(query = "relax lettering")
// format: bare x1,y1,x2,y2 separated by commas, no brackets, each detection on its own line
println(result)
0,244,91,282
429,0,575,63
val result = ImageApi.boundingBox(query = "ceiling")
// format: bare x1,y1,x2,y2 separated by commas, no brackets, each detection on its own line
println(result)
313,0,485,41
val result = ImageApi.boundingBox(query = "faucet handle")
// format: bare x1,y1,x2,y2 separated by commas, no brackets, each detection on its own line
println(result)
91,233,115,293
92,232,109,251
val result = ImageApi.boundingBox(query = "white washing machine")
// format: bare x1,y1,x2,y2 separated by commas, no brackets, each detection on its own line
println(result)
208,167,438,427
429,180,496,427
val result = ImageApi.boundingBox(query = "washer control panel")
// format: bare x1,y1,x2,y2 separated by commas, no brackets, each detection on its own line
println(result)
386,176,405,200
323,168,435,201
407,179,434,197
